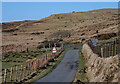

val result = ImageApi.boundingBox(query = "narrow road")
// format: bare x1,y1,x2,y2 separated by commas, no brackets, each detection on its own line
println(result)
34,49,80,83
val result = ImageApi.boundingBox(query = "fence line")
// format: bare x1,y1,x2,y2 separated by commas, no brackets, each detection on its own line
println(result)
88,38,119,58
2,47,63,83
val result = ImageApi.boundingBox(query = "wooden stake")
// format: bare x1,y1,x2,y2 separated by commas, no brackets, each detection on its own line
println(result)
20,65,23,81
101,48,104,58
24,67,26,79
4,69,7,83
104,45,106,58
35,61,37,72
112,44,114,56
15,66,18,82
45,55,47,67
26,65,28,76
49,43,51,49
61,44,63,49
54,43,56,47
115,40,117,55
36,60,38,70
107,45,109,57
29,63,31,75
10,67,13,82
109,44,111,56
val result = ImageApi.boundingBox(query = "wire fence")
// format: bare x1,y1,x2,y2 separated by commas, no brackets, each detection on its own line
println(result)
88,38,119,58
2,47,63,83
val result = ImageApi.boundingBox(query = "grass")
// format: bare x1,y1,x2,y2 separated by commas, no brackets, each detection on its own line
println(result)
26,49,68,83
2,49,52,69
74,50,88,82
2,49,54,82
2,43,82,83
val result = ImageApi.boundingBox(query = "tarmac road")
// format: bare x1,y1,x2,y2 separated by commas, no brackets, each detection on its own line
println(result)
34,48,80,83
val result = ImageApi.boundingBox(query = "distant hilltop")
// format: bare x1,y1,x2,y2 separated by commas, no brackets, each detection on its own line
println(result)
2,8,119,54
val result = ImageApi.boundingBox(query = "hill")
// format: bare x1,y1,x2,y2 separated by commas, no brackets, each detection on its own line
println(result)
2,8,119,54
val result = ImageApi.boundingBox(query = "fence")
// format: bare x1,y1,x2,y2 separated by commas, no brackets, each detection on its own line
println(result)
88,38,119,58
2,48,63,83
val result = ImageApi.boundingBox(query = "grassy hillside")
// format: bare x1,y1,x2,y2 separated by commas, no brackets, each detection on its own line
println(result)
2,9,118,54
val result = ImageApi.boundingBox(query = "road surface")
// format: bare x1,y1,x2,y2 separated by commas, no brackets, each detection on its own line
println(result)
34,48,80,83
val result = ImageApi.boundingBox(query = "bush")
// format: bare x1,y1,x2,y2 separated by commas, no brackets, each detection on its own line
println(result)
49,31,70,39
94,33,117,40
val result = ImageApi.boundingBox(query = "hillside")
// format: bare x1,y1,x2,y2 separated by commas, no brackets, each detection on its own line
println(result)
2,9,119,54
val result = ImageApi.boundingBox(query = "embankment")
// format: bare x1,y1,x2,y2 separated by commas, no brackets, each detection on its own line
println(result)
82,43,119,82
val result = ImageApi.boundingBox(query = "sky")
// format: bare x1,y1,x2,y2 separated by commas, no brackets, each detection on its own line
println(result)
2,2,118,22
1,0,120,2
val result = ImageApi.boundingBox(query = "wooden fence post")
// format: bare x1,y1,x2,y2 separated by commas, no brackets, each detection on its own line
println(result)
36,60,37,72
101,48,104,58
20,65,23,81
40,58,43,67
39,59,40,68
116,42,118,55
27,48,29,53
36,59,38,72
45,55,47,67
29,63,31,75
4,69,7,83
115,38,118,55
104,45,106,58
115,40,117,55
111,44,113,56
109,44,111,57
54,43,56,47
107,45,109,57
61,44,63,49
24,67,26,79
10,67,13,82
44,56,45,67
113,41,115,56
34,61,35,72
46,54,48,60
32,62,34,74
43,45,45,49
40,59,42,67
15,66,18,82
117,43,118,55
31,62,33,74
38,59,39,70
36,59,37,72
35,61,37,72
109,44,111,56
45,55,47,61
49,43,51,49
39,59,42,68
33,61,35,72
27,64,29,76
